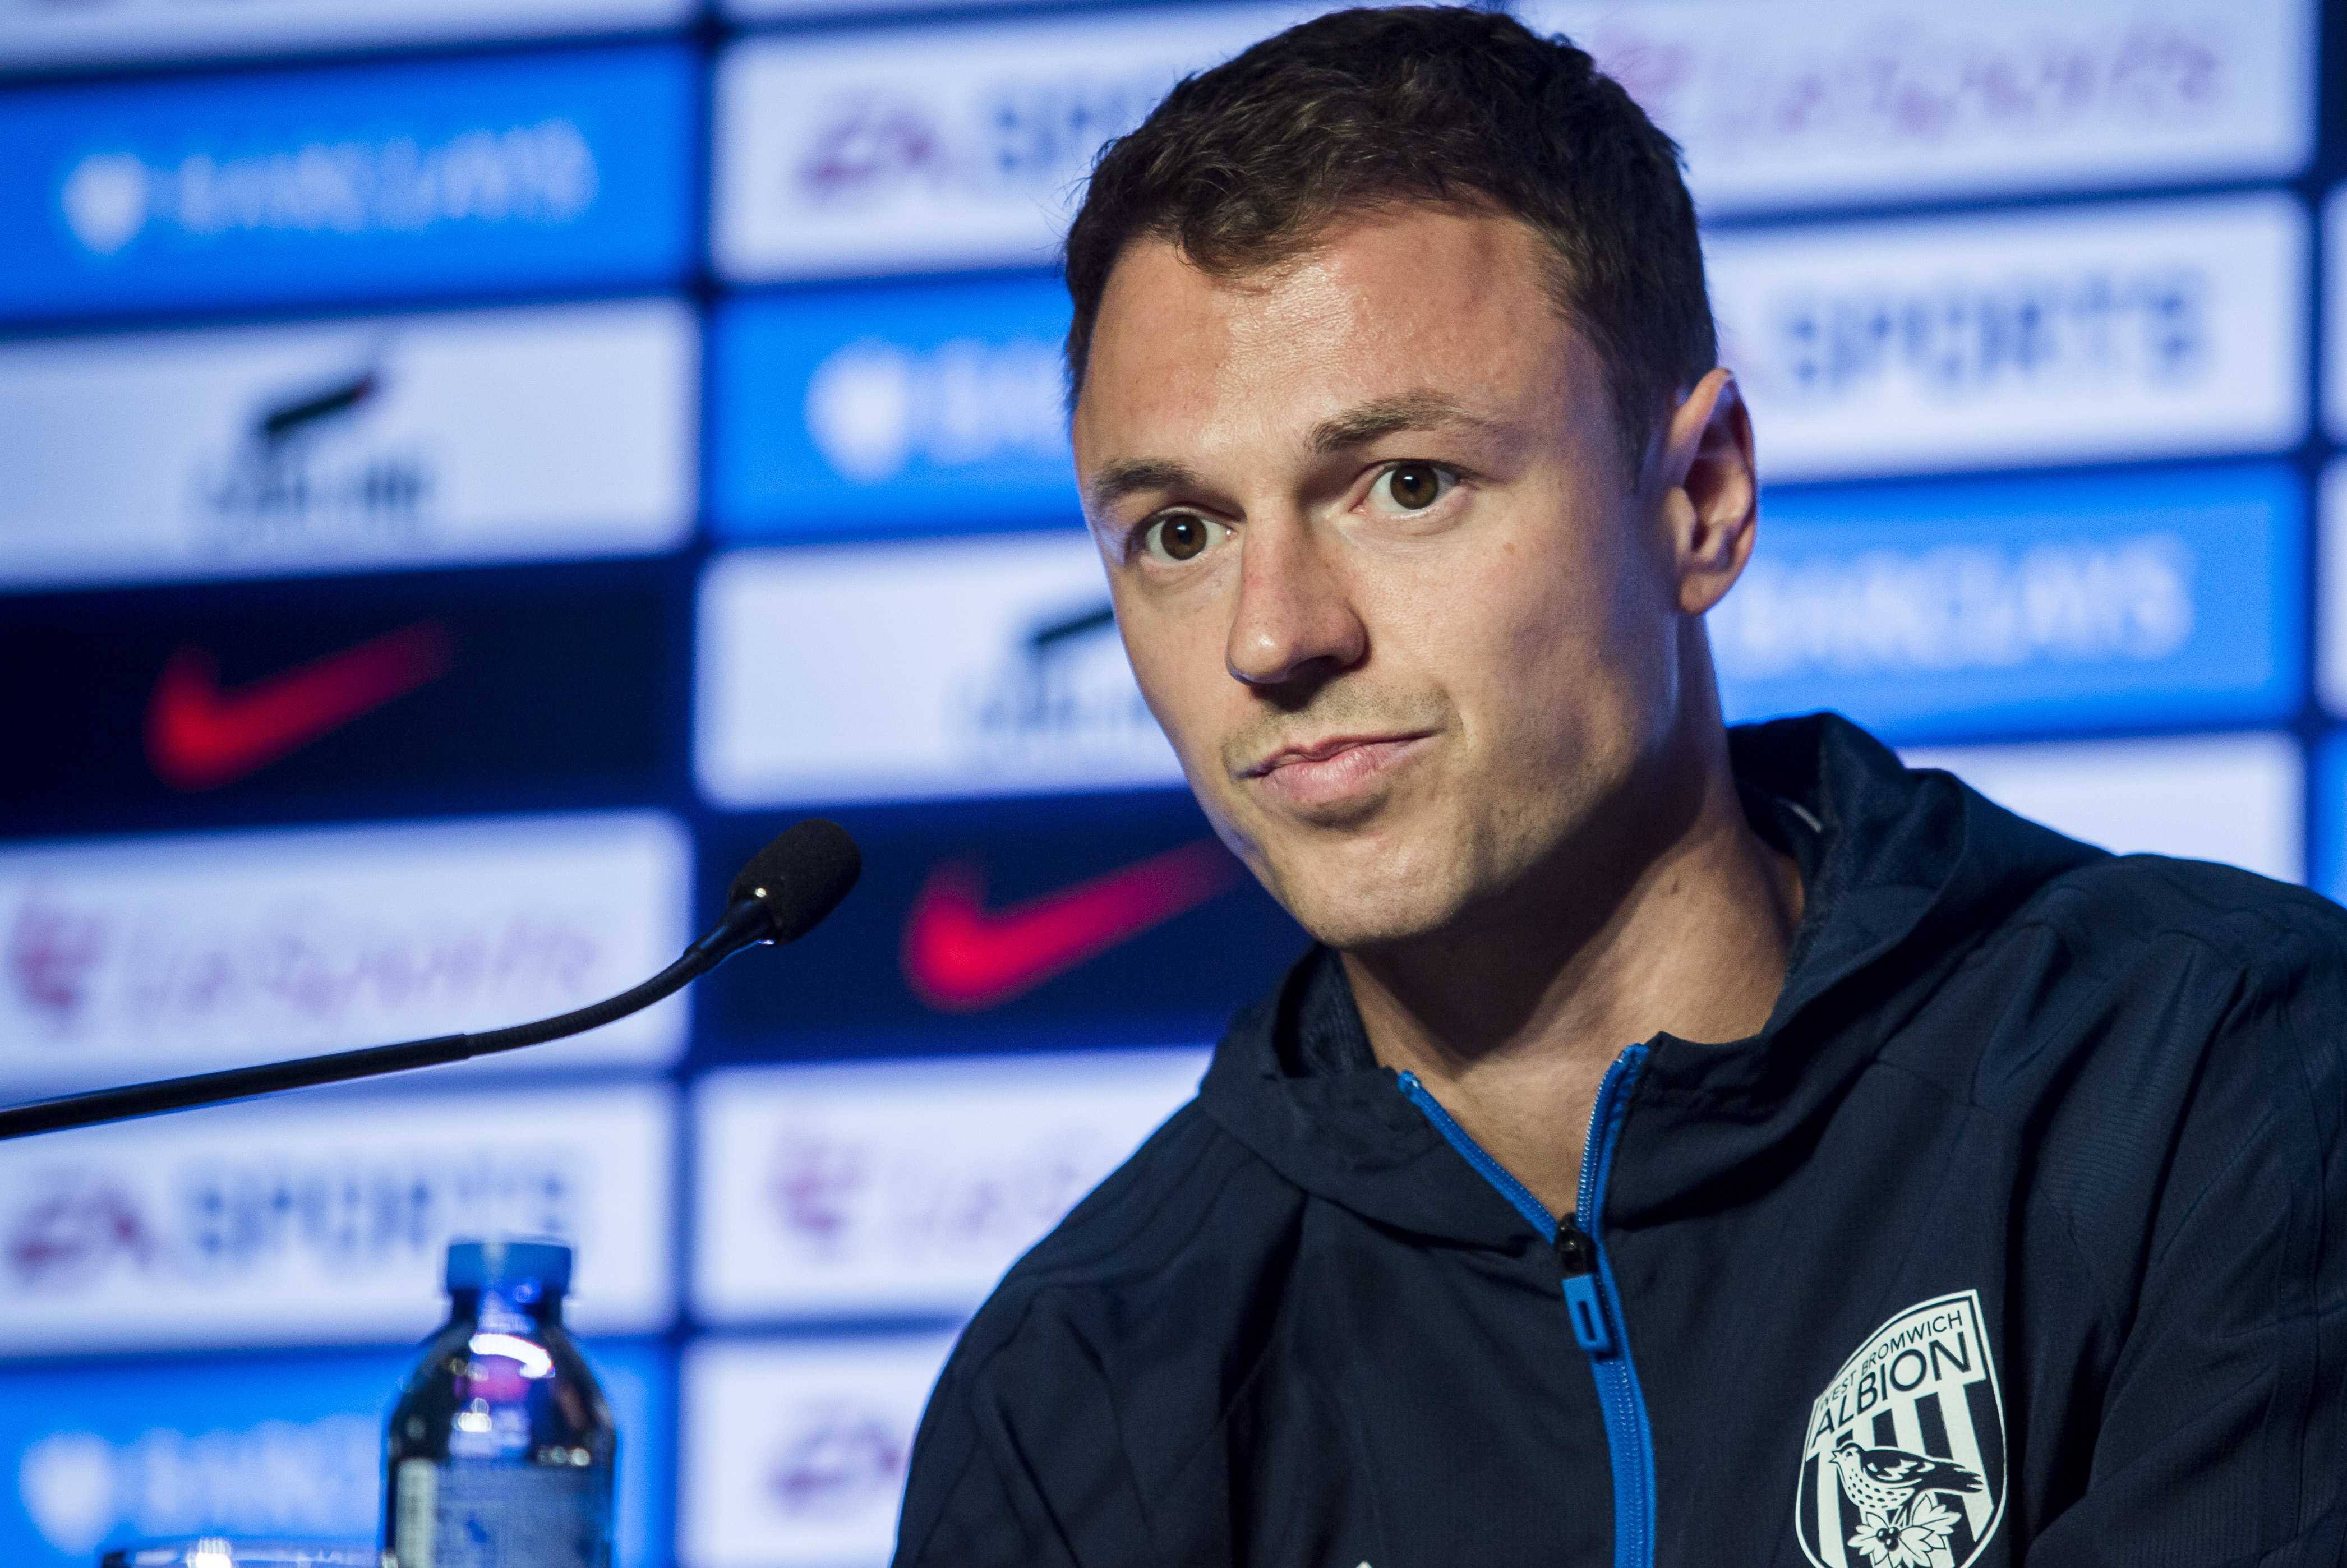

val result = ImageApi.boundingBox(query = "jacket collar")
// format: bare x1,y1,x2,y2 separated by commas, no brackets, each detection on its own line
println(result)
1196,713,2101,1246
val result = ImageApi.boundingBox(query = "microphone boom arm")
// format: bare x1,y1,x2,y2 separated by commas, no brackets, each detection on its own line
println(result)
0,946,707,1143
0,818,861,1143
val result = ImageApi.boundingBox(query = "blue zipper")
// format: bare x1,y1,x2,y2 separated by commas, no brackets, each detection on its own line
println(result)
1398,1047,1655,1568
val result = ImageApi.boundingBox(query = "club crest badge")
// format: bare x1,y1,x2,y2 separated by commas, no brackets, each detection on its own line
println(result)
1795,1290,2006,1568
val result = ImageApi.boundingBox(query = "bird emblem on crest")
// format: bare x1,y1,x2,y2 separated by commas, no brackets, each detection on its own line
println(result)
1830,1435,1984,1568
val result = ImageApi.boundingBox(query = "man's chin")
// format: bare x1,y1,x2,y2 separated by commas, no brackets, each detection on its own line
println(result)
1215,793,1480,946
1264,863,1472,952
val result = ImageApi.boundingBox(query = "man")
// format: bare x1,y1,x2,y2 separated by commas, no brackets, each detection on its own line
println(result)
894,9,2347,1565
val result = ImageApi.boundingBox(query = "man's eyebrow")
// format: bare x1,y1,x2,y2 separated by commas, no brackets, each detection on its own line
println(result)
1307,392,1496,455
1086,395,1495,514
1087,456,1204,515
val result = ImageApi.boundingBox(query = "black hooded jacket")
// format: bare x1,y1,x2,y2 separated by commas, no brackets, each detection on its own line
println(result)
893,714,2347,1567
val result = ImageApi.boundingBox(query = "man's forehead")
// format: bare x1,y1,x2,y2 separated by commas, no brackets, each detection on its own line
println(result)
1080,211,1577,425
1094,212,1550,346
1074,212,1579,477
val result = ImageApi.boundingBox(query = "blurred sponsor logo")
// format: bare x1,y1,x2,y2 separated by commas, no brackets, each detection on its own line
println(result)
195,356,430,548
792,71,1162,209
0,299,693,591
144,619,457,790
766,1404,906,1518
1718,465,2300,739
1773,266,2205,402
4,881,597,1041
694,1051,1204,1320
17,1417,375,1555
966,600,1151,764
0,1084,673,1349
0,48,693,319
60,119,596,257
791,95,944,202
713,5,1320,279
1530,0,2311,209
0,0,693,71
902,839,1242,1011
0,813,688,1092
696,536,1180,808
681,1334,959,1568
805,336,1062,483
1721,536,2194,679
714,275,1071,539
6,1147,574,1292
1712,193,2305,479
1906,732,2303,883
697,805,1305,1047
5,1173,156,1288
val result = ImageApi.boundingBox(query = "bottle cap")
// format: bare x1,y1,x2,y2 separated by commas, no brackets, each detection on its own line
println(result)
446,1238,572,1296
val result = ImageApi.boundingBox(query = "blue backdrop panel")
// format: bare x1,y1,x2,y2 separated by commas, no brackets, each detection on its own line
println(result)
0,1340,666,1568
1716,464,2304,743
0,44,695,325
713,275,1077,541
2313,732,2347,905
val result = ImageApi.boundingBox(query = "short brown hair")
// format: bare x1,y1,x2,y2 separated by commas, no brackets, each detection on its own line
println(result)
1062,5,1715,477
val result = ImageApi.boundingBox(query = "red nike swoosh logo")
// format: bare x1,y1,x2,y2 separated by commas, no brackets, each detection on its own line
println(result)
902,837,1245,1012
143,619,457,791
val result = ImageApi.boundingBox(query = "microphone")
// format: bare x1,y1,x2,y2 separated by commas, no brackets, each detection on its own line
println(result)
0,818,862,1143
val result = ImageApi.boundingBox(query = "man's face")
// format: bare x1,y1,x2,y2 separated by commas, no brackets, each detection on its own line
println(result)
1073,206,1722,949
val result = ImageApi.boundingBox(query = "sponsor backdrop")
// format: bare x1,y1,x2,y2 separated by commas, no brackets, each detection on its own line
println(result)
1,0,2341,1563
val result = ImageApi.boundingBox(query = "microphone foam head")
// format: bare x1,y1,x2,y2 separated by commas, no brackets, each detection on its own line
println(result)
729,818,863,945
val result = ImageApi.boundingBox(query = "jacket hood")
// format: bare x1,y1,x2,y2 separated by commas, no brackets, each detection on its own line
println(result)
1195,712,2103,1247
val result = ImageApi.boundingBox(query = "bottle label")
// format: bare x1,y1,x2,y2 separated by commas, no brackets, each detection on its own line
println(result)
395,1459,439,1568
397,1459,609,1568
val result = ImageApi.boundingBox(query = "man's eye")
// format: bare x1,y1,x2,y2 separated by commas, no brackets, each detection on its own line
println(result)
1141,513,1229,564
1370,464,1454,513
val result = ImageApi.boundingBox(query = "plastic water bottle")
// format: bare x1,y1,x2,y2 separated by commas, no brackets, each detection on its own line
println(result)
384,1239,616,1568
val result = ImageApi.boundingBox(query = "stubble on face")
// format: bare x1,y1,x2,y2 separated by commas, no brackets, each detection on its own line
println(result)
1075,207,1680,953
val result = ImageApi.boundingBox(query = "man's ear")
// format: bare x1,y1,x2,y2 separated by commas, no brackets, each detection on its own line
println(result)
1650,368,1758,616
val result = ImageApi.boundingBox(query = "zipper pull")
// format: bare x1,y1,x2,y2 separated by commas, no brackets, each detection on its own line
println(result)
1556,1220,1615,1357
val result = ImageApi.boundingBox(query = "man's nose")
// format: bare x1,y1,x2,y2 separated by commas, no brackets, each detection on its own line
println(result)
1225,515,1367,688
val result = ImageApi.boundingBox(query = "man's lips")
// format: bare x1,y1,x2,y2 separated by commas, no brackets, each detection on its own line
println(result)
1242,732,1433,809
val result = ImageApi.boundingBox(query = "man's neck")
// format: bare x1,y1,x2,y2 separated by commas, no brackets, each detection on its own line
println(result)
1341,744,1804,1220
